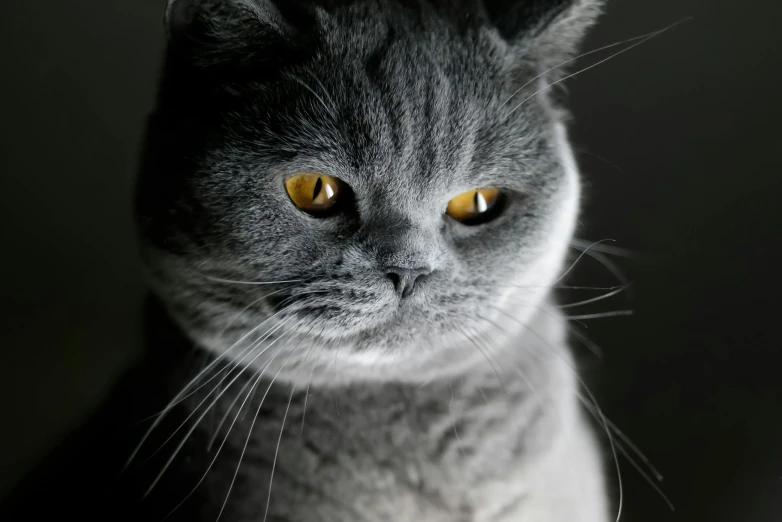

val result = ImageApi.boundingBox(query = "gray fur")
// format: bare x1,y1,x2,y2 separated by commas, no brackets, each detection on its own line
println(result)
135,0,609,520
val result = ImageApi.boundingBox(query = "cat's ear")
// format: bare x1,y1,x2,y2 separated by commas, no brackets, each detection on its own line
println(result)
484,0,604,70
166,0,287,38
163,0,310,67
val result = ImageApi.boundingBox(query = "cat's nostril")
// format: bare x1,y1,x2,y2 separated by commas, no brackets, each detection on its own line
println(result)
386,272,401,291
385,266,432,299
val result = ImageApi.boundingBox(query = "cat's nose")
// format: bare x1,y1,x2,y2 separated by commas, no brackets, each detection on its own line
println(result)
385,266,432,299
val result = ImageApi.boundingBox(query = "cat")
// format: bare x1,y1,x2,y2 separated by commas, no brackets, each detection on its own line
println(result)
1,1,611,521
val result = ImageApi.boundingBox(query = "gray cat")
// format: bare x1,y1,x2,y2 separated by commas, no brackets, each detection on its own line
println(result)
131,0,611,520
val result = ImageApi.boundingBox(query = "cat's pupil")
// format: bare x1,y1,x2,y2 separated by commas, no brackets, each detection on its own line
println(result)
313,177,323,201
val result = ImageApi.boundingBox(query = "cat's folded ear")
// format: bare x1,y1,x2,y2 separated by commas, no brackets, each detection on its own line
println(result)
166,0,284,37
164,0,311,68
483,0,604,70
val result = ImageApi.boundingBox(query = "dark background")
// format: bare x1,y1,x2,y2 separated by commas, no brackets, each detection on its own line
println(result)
0,0,779,520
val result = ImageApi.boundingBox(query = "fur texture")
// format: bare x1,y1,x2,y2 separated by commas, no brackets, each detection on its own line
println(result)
129,1,610,520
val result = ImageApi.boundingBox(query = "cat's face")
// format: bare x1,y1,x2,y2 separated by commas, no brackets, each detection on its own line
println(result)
137,0,600,383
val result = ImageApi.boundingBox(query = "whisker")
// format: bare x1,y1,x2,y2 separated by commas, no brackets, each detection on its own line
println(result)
131,286,326,436
578,377,624,522
262,383,297,522
142,314,302,498
573,148,626,176
162,351,279,520
162,320,310,520
472,311,587,483
209,320,319,450
566,325,604,358
577,394,664,483
584,249,632,289
492,283,625,291
141,316,297,463
216,285,298,338
495,293,590,331
565,310,633,321
125,300,301,468
454,323,506,393
499,26,684,109
612,438,675,512
300,325,327,438
506,18,691,119
203,275,304,286
206,325,303,451
300,366,315,437
486,305,624,521
291,75,337,120
484,297,674,516
215,335,303,522
475,313,537,392
305,69,339,116
558,285,630,309
138,320,286,427
550,284,624,291
570,242,633,298
554,239,617,286
571,238,641,259
447,381,466,459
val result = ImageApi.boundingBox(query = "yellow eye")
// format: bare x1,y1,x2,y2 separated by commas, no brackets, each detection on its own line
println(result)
285,173,342,215
446,188,502,224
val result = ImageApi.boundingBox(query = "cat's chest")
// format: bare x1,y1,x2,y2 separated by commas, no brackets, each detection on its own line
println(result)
205,378,554,521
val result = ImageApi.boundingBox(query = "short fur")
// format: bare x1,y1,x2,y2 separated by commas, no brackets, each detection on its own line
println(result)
9,1,612,520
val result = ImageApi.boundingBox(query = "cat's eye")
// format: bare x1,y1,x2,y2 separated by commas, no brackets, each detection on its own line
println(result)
446,188,503,225
285,173,342,216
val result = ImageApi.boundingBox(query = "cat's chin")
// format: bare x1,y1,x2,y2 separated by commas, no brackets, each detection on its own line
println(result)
242,301,561,387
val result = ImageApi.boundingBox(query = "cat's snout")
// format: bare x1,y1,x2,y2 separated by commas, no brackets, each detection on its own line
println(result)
384,266,432,299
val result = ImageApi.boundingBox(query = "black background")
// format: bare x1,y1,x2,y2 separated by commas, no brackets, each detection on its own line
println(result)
1,1,780,520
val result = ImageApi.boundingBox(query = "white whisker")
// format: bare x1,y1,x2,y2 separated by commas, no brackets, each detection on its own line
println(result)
506,19,691,119
554,239,616,286
203,275,304,286
500,26,679,109
454,324,506,393
491,308,626,522
447,382,466,459
215,337,302,522
566,325,604,358
162,318,311,520
571,238,641,259
125,300,301,469
142,314,302,498
216,285,298,339
570,241,633,295
578,395,665,483
475,313,537,392
565,310,633,321
207,328,300,451
142,316,296,463
558,285,630,309
493,283,625,291
262,383,297,522
292,76,337,120
305,69,339,116
578,378,624,522
611,437,675,511
300,366,315,437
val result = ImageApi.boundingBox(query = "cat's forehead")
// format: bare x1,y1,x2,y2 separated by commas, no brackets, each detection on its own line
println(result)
213,4,547,194
239,61,535,196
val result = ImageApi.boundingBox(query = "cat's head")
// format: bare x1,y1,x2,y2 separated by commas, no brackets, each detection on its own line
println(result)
136,0,602,384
